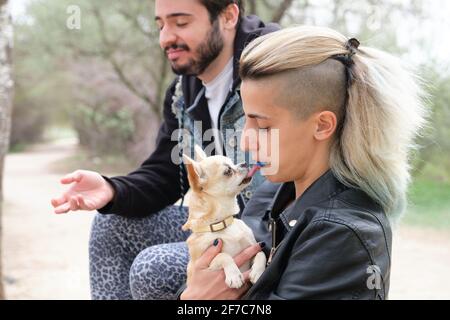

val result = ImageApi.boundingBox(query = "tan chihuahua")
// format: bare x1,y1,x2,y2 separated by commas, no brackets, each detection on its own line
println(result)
182,145,266,289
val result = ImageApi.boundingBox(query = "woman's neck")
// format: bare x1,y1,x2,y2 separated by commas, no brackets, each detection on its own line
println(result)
294,150,331,200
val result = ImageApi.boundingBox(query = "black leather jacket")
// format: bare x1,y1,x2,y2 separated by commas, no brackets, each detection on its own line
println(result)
241,170,392,300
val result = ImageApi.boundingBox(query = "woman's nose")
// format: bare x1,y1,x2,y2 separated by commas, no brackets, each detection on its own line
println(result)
240,128,259,152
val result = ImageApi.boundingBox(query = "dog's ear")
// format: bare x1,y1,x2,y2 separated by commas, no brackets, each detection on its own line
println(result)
194,145,207,162
183,154,204,192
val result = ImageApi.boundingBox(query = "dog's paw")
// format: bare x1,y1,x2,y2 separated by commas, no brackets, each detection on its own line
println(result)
225,268,245,289
249,266,264,284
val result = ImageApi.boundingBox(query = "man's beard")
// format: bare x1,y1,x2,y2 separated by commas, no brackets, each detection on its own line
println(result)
166,19,224,76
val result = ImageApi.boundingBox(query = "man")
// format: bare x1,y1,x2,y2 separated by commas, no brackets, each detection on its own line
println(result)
51,0,279,300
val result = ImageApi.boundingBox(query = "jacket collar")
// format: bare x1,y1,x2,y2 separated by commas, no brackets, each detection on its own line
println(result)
269,170,349,230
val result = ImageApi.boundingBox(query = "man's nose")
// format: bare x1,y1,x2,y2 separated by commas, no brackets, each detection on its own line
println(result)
159,28,177,50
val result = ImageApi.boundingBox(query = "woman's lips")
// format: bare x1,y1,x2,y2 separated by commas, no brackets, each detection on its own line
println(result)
167,49,186,60
246,162,270,178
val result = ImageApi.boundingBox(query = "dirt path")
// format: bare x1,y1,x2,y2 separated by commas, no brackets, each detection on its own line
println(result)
3,141,450,299
3,139,93,299
390,226,450,299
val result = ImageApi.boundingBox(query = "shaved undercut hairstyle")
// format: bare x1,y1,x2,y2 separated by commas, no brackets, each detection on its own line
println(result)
239,26,429,224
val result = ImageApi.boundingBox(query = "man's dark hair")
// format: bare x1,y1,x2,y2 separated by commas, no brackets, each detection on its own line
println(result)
199,0,245,23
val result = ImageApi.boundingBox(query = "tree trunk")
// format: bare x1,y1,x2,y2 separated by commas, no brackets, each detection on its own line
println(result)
0,0,13,300
272,0,295,23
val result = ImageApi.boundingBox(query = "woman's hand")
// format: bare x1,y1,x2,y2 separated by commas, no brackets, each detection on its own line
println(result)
180,239,264,300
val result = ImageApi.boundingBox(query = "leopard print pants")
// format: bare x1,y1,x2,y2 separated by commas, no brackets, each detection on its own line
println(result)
89,205,190,300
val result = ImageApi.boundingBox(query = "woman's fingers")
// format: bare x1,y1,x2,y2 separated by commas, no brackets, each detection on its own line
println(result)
60,171,82,185
196,239,223,269
234,242,264,268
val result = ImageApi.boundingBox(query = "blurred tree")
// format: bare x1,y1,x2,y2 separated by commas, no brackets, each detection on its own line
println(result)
246,0,295,23
413,64,450,179
14,0,165,164
283,0,426,52
0,0,13,300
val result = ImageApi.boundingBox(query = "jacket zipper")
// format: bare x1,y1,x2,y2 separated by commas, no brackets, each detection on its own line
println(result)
267,218,278,265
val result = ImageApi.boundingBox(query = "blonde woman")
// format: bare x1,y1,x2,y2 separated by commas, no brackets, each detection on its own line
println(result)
179,26,427,300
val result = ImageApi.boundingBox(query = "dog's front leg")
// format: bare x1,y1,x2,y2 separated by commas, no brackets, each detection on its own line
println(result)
209,253,245,289
249,251,266,284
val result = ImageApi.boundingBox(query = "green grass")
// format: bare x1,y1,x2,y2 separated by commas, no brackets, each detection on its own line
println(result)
8,143,28,153
404,178,450,231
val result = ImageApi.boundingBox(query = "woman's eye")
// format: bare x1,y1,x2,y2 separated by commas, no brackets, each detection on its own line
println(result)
176,23,188,28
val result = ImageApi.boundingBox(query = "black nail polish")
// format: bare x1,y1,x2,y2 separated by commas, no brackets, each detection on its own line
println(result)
259,242,266,248
213,239,219,246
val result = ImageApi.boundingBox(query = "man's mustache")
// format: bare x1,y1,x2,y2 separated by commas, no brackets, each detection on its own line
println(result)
165,43,190,54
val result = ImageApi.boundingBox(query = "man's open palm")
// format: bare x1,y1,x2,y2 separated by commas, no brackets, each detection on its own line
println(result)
51,170,114,214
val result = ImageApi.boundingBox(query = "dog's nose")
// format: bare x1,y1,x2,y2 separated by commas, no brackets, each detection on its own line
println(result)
238,163,248,169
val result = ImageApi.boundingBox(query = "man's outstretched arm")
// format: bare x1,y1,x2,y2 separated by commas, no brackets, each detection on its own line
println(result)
51,78,189,218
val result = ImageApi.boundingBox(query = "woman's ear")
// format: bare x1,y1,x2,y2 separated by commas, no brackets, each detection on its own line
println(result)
314,111,337,141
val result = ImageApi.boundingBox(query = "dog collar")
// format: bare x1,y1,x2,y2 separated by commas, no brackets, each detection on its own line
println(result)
192,216,235,233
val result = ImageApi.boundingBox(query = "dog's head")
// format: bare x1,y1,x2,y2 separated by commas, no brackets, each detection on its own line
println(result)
183,145,252,198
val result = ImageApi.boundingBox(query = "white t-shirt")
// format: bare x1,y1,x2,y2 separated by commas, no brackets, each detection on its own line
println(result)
203,58,234,155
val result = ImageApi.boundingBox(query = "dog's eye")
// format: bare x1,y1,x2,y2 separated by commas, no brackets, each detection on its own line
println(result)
223,167,233,177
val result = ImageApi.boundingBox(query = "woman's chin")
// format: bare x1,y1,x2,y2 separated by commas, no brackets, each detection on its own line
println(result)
263,174,284,183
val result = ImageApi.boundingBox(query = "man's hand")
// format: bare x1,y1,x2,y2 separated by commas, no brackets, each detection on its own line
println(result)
180,239,264,300
51,170,115,214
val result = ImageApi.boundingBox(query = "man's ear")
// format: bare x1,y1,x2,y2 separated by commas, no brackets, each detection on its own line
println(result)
183,154,204,192
221,3,239,30
194,145,207,162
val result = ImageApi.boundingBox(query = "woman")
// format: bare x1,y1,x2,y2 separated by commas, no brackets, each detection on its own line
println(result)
179,26,427,300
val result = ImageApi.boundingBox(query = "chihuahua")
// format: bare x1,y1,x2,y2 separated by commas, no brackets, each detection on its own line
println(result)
182,145,266,289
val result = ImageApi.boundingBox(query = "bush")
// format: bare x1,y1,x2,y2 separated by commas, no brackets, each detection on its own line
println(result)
70,103,134,156
10,89,49,150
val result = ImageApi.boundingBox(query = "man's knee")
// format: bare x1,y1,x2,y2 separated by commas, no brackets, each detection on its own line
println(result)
89,214,124,249
129,244,188,300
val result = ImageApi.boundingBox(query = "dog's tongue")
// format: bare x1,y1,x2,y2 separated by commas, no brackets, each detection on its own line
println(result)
247,165,261,178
